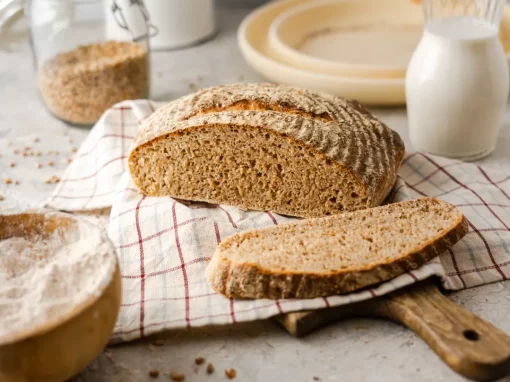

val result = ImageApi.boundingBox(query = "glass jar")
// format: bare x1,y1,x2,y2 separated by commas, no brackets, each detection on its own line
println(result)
27,0,154,126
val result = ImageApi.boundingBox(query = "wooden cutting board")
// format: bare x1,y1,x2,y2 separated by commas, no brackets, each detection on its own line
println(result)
276,279,510,382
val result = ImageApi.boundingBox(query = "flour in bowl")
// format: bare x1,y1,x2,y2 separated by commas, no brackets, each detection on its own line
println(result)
0,217,116,344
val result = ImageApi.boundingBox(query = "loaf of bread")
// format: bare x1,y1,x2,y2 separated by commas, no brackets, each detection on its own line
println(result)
128,83,405,218
206,198,468,299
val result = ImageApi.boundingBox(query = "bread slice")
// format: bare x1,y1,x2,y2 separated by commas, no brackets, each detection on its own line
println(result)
128,83,405,218
205,198,468,299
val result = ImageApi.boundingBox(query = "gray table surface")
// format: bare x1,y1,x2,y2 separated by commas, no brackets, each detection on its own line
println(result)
1,5,510,382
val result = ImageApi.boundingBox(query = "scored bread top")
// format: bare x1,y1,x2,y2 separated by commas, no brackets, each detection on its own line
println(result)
131,83,405,199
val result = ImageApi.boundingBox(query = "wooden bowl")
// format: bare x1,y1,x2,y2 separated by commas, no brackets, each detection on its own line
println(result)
0,210,121,382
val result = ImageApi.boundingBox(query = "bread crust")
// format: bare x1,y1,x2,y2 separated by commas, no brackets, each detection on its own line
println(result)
129,83,405,212
205,199,469,299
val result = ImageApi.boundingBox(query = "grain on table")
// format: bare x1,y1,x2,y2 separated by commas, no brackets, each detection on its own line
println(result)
194,357,205,365
170,371,185,381
225,368,236,379
37,40,148,125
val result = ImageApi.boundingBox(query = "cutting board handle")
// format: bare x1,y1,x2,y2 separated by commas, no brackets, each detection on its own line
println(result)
371,280,510,381
277,279,510,381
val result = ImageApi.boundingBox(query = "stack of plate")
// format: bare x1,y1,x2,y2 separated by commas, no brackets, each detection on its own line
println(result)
238,0,510,105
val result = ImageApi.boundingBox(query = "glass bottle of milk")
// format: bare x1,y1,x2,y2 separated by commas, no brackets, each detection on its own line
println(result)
406,0,509,160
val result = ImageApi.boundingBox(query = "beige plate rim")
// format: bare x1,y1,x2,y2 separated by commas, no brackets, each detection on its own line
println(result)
238,0,405,86
268,0,412,75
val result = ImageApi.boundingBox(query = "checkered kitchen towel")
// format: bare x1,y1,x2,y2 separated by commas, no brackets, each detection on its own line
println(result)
45,100,510,343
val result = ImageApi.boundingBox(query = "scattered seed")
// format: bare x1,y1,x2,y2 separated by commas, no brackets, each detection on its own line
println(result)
197,75,203,82
148,370,159,378
195,357,205,365
67,157,73,164
151,339,165,347
3,177,12,185
9,162,15,168
70,147,77,153
47,161,54,166
33,137,40,143
206,363,214,374
14,180,19,185
157,72,163,78
68,137,73,143
188,82,196,90
22,152,28,157
24,146,30,151
237,75,244,81
313,378,321,381
34,150,41,156
225,368,236,379
44,175,60,184
0,195,3,201
12,149,18,154
36,163,42,169
170,371,185,381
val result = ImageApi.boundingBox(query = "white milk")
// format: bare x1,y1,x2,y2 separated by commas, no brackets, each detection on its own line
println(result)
406,16,509,160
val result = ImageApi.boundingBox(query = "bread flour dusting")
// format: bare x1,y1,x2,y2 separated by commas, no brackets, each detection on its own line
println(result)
0,218,115,343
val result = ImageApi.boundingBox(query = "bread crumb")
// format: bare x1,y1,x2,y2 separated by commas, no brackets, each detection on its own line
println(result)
151,339,165,347
313,377,321,381
68,137,73,143
188,82,196,90
6,141,12,147
70,147,77,153
195,357,205,365
3,177,12,185
34,150,42,156
170,371,185,381
12,149,18,154
197,75,203,82
67,157,73,164
24,146,30,151
14,180,19,185
33,137,40,143
157,72,163,78
148,370,159,378
206,363,214,374
36,162,42,169
225,368,236,379
22,152,28,157
47,161,54,166
9,162,15,168
44,175,60,184
0,195,4,201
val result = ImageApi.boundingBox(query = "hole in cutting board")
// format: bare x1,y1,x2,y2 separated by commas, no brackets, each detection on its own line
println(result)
463,329,480,341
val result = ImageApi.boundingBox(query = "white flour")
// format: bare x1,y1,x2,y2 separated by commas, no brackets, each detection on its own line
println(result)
0,218,115,343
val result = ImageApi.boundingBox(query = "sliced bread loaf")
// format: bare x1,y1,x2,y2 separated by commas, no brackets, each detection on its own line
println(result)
128,83,405,218
205,198,468,299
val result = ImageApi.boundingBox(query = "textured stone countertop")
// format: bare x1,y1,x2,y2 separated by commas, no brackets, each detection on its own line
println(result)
1,4,510,382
